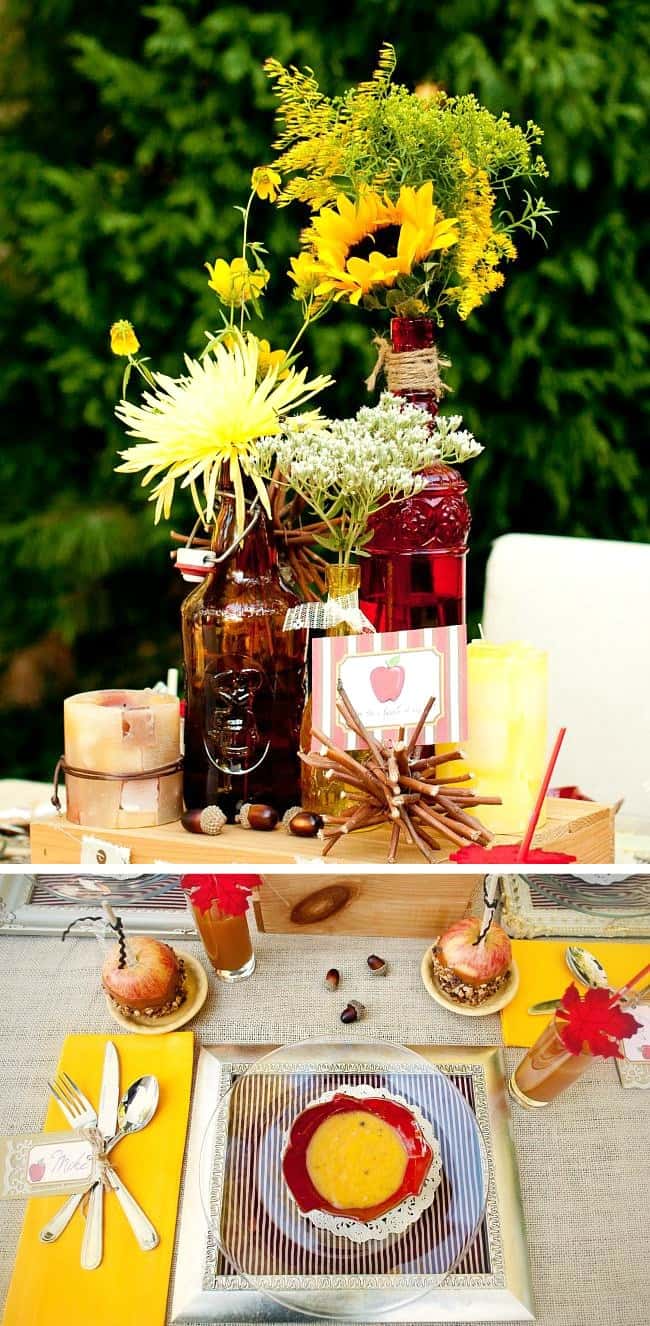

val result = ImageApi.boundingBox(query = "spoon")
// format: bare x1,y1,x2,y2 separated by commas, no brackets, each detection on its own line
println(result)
104,1075,159,1156
565,945,609,989
528,945,609,1015
39,1075,159,1244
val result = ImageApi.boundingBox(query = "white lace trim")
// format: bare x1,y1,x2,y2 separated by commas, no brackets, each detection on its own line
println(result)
283,593,375,634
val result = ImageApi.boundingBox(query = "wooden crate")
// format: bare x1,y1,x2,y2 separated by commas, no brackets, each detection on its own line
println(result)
253,872,480,937
30,797,614,866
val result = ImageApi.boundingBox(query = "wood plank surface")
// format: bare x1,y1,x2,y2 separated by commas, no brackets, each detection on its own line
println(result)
30,797,614,866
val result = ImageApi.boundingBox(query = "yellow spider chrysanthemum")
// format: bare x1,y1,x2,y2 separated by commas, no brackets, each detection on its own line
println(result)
110,320,140,357
251,165,282,201
115,338,331,531
206,256,269,307
300,185,457,306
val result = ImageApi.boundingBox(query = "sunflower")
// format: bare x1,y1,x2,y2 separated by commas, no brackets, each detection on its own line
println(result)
387,182,459,268
300,185,458,306
115,338,331,531
304,191,401,306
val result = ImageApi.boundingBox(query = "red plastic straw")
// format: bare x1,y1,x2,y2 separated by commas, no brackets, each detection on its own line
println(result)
610,962,650,1006
516,727,567,862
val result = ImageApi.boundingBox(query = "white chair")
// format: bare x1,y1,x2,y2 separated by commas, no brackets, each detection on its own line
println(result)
481,533,650,817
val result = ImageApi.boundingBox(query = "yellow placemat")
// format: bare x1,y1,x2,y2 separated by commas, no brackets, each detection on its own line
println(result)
2,1031,194,1326
501,940,650,1047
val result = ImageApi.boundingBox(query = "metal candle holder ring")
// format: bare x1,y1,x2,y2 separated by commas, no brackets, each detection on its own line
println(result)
51,756,184,813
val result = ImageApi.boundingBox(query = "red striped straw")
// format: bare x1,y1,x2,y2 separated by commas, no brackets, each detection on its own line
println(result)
516,727,567,862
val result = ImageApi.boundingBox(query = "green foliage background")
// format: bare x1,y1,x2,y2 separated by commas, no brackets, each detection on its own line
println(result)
1,0,648,778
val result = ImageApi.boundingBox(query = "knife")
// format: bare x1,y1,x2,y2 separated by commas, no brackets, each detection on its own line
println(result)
528,998,562,1015
530,982,650,1016
81,1041,119,1270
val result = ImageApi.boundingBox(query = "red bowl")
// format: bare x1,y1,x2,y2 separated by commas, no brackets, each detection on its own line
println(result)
282,1092,433,1223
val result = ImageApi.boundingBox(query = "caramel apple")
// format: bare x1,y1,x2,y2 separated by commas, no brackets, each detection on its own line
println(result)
433,917,512,1007
102,935,186,1017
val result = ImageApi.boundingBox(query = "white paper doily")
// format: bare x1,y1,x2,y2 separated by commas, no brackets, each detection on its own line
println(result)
281,1084,443,1244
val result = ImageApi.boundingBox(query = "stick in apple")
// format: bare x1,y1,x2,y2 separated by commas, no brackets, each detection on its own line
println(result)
474,875,500,946
102,903,129,969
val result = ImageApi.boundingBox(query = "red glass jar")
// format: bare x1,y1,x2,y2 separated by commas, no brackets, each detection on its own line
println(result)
181,486,306,819
360,316,470,632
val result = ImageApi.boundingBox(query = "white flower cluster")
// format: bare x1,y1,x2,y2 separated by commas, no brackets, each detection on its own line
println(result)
432,412,484,464
255,392,482,560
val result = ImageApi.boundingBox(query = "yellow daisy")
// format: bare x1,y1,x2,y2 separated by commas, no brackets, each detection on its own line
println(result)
288,251,323,301
206,257,269,307
255,338,289,379
115,338,331,531
110,320,140,356
251,165,282,202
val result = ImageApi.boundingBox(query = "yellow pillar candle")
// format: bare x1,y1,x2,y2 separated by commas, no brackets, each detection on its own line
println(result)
464,641,548,835
63,689,182,828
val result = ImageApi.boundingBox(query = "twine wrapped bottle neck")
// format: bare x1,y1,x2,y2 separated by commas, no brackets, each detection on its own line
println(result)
366,317,451,406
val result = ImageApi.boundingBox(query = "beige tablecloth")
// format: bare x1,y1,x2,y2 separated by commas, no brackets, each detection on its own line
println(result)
0,927,648,1325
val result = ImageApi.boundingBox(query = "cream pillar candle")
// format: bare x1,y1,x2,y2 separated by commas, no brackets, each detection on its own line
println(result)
63,689,182,828
464,641,548,835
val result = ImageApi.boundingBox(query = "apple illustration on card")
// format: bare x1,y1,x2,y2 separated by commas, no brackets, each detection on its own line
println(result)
28,1161,45,1183
370,657,406,704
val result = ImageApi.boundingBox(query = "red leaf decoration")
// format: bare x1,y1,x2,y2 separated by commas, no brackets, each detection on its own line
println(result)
181,873,260,917
557,984,642,1059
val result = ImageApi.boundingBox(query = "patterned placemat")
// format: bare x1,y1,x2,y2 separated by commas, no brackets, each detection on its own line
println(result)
206,1063,495,1290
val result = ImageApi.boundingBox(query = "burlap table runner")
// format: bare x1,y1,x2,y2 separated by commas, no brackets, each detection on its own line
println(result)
0,927,647,1326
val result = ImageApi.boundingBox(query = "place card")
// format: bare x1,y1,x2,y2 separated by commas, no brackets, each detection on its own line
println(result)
0,1130,98,1198
617,1004,650,1089
311,625,466,750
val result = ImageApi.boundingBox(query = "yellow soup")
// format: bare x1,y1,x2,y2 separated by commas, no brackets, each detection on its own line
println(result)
306,1110,408,1210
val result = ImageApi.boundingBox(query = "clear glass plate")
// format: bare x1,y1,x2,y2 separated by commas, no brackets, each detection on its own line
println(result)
528,873,650,917
199,1041,489,1321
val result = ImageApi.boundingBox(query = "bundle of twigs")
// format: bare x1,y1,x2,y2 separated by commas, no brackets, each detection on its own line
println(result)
302,683,501,864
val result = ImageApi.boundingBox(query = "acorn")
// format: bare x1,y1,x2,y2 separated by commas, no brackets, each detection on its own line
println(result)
282,807,324,838
340,1000,366,1024
324,968,340,992
367,954,388,976
181,805,227,836
236,803,278,831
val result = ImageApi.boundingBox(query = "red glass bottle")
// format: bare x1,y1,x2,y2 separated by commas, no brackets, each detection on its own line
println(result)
181,487,306,819
360,317,470,631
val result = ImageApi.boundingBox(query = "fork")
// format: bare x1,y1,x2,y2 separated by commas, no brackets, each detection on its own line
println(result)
45,1072,159,1256
44,1073,104,1268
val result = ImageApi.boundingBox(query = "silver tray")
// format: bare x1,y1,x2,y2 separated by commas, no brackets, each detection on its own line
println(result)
171,1044,534,1323
500,873,650,939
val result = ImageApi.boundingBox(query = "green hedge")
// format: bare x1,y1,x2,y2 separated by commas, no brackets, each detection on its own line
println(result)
1,1,648,777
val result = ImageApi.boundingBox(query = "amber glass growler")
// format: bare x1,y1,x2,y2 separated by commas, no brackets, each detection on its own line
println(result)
181,487,306,819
